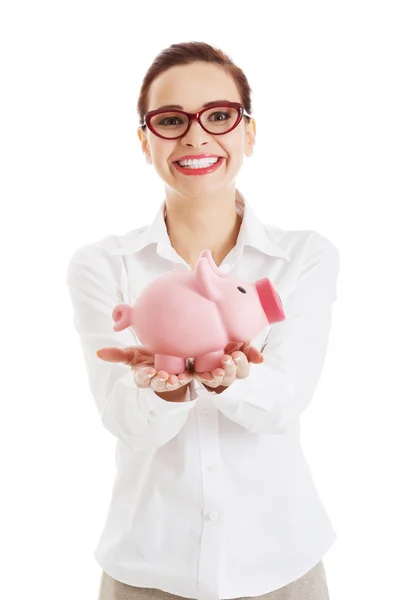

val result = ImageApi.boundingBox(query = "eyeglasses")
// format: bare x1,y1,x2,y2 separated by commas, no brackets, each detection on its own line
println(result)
141,101,252,140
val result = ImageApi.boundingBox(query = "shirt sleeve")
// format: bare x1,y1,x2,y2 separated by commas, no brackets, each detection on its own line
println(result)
65,244,198,452
210,233,341,434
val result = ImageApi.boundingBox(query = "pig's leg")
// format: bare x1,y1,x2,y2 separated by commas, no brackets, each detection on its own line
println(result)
194,350,225,374
154,354,187,375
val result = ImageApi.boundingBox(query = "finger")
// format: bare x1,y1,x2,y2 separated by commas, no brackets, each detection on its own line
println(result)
195,359,234,387
209,355,239,386
134,368,173,390
96,347,130,363
205,368,225,381
140,366,157,378
225,342,264,364
148,367,169,391
246,345,264,364
220,355,239,384
165,374,179,391
134,366,156,388
166,372,192,391
96,346,154,366
231,351,250,379
195,367,225,385
151,370,193,392
198,353,246,387
177,370,194,385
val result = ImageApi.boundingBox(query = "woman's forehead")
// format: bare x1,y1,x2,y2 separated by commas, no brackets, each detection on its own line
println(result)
147,64,240,110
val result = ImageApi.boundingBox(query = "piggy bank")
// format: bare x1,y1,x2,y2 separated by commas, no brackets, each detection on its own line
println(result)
111,249,285,374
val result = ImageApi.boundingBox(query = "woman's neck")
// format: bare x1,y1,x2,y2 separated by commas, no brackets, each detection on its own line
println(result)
164,188,242,269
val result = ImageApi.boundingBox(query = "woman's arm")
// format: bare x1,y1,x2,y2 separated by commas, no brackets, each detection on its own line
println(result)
66,244,198,452
204,234,341,434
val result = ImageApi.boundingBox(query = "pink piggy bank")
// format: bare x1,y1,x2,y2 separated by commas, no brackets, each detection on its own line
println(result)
111,249,285,375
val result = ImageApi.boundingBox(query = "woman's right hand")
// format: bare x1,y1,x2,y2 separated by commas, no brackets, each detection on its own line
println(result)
96,346,194,396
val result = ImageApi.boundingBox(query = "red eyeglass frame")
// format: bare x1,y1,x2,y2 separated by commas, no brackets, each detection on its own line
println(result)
141,101,252,140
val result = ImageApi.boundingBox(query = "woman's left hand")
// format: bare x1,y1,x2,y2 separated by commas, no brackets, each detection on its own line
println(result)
194,341,264,393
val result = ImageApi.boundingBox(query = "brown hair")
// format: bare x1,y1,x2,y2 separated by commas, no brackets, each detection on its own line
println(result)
137,41,253,129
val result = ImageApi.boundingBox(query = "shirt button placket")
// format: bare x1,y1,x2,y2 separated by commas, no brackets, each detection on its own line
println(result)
196,396,223,600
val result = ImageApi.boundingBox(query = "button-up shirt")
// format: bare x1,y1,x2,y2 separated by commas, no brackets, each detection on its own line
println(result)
65,188,340,600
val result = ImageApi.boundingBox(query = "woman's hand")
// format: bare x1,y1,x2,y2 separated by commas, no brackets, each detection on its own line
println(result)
96,346,193,396
194,341,264,393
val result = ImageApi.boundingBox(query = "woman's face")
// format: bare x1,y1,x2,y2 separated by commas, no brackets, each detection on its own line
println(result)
137,62,256,197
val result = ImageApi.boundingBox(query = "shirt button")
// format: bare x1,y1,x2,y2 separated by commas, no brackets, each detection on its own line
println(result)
209,511,219,521
206,465,214,473
202,410,211,420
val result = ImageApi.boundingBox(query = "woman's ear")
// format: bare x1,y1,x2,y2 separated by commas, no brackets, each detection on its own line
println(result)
137,127,152,164
244,118,256,158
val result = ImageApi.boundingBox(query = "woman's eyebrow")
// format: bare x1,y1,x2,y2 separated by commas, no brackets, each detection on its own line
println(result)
155,99,230,111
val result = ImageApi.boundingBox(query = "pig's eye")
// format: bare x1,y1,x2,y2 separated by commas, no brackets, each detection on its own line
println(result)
237,286,247,294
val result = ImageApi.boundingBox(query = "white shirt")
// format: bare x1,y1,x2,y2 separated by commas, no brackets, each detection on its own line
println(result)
66,188,340,600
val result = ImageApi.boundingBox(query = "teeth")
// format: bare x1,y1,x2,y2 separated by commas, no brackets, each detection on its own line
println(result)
177,157,219,168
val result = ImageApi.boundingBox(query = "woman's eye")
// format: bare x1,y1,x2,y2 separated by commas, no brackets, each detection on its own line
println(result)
159,118,181,126
208,111,229,121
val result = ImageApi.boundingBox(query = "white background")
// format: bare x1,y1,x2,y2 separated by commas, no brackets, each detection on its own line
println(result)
1,1,399,599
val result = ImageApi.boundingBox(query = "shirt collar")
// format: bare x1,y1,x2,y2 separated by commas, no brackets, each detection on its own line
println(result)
110,188,290,262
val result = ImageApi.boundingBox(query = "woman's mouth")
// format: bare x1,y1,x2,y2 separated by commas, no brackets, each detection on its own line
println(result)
172,157,224,176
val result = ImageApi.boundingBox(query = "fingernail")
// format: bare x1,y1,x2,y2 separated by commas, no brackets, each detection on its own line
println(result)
233,356,241,363
223,358,233,365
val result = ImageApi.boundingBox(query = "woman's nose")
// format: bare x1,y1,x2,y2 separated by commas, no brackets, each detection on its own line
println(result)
181,118,209,145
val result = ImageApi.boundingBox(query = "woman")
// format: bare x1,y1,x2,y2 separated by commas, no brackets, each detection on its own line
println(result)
66,41,339,600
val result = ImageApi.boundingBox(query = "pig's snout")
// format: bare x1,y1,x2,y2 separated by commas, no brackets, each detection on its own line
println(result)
255,278,285,324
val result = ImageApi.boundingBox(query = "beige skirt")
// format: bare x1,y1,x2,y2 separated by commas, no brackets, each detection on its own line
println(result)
97,560,329,600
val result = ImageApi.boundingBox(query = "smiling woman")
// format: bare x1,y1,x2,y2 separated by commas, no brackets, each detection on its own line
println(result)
136,48,257,274
66,40,337,600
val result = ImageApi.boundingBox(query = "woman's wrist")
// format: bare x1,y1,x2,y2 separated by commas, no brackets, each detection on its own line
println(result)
202,383,225,394
154,384,189,402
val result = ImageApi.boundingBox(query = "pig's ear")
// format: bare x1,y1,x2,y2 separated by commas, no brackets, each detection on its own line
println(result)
112,303,134,332
198,249,228,278
194,257,222,302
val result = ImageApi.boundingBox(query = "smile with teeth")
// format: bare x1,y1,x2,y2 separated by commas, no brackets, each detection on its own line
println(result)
177,157,220,168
